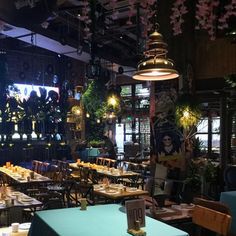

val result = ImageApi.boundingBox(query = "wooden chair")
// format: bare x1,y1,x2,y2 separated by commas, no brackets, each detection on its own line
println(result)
192,205,232,236
32,160,39,173
96,157,105,166
103,158,111,167
193,197,231,215
110,159,117,168
67,181,94,207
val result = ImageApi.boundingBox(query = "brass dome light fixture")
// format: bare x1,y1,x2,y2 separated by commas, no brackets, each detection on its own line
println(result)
133,27,179,81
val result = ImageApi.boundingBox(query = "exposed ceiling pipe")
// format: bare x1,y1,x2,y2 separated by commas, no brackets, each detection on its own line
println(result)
1,23,135,77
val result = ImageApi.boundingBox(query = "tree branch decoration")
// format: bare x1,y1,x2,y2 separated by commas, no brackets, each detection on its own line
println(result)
175,94,201,129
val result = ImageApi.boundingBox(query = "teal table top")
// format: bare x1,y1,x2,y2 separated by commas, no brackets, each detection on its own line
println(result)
29,204,189,236
220,191,236,234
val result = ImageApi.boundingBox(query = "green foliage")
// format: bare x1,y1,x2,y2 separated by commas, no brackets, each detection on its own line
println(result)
175,94,201,129
88,140,104,148
82,80,122,119
185,161,202,192
185,158,218,193
192,137,207,157
225,74,236,88
85,117,105,142
82,80,107,118
204,161,217,183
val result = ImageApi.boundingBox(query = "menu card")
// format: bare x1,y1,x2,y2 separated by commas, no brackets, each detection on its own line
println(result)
125,199,145,230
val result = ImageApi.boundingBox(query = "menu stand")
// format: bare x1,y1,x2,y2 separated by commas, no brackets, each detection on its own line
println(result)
127,220,146,236
126,199,146,236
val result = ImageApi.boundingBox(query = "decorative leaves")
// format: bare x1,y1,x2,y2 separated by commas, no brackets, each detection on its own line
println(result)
225,74,236,88
175,94,201,129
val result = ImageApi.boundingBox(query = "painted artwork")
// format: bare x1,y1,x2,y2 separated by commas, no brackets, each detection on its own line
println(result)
156,131,182,161
151,82,183,162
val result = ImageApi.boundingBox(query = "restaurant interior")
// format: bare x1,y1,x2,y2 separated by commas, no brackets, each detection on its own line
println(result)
0,0,236,235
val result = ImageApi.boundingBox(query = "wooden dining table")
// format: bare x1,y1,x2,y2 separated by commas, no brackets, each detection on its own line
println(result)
0,186,43,225
146,203,194,225
69,162,140,183
0,166,51,185
0,226,29,236
93,183,148,201
0,188,42,209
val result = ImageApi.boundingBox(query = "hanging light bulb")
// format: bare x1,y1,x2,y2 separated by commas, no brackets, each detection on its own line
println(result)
86,113,90,118
133,21,179,81
71,106,81,116
107,95,119,107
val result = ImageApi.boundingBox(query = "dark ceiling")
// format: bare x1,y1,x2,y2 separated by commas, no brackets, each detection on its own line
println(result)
38,0,147,67
0,0,235,70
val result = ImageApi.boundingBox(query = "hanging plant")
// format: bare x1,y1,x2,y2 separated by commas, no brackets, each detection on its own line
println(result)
82,80,107,119
175,94,201,129
225,74,236,88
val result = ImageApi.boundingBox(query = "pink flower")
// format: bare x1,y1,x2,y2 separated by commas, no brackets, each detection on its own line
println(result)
170,0,188,35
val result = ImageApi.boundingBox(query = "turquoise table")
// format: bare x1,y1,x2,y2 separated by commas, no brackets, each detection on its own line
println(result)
29,204,189,236
87,148,100,161
220,191,236,235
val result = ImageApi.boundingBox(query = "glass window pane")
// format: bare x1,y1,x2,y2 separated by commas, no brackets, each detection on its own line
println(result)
135,84,150,97
212,117,220,133
195,134,208,150
134,118,139,133
140,98,149,108
140,117,150,133
125,121,132,133
212,134,220,153
125,135,132,142
197,119,208,133
121,85,132,97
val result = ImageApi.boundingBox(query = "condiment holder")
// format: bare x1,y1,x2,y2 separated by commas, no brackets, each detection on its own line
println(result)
80,198,87,210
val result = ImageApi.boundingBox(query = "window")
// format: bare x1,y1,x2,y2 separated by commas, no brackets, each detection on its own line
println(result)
195,117,220,156
120,85,132,97
116,84,150,152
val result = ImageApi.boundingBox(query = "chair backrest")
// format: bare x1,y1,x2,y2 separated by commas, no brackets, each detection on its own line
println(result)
32,160,39,172
71,181,94,206
192,205,232,236
224,165,236,190
96,157,105,165
109,159,116,168
193,197,231,215
43,198,64,210
104,158,111,167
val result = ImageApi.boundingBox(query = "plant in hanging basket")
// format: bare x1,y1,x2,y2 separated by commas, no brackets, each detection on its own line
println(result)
175,94,201,129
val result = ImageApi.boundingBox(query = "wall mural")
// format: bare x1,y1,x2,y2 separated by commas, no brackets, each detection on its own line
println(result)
151,81,184,170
